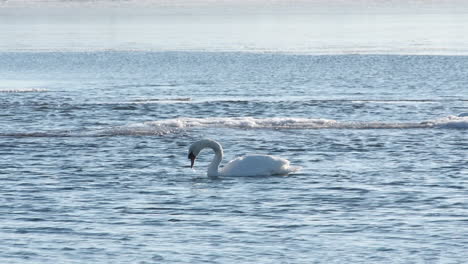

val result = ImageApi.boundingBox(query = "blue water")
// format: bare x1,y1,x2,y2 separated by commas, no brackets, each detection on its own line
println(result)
0,52,467,263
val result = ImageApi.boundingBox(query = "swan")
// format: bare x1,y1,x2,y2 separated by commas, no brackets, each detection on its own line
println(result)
187,139,300,177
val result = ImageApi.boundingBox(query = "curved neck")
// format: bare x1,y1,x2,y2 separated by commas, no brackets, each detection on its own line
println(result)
203,140,223,177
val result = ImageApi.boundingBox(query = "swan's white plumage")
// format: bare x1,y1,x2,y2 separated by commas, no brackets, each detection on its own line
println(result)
221,154,297,177
188,139,300,177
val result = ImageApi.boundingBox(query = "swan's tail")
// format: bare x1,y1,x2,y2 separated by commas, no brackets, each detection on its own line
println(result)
279,165,301,175
288,166,302,173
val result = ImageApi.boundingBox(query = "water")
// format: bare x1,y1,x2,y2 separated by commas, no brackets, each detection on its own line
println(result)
1,51,467,263
2,1,468,55
1,1,468,262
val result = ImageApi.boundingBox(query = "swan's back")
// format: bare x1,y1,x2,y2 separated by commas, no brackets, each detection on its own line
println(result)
221,154,298,177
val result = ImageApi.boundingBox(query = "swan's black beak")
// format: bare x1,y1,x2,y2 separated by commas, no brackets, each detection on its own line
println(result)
188,152,196,168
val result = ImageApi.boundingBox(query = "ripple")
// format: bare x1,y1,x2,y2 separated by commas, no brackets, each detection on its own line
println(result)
15,227,74,234
0,88,48,93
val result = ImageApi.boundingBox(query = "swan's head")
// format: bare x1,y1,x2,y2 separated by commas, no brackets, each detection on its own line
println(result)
188,141,203,168
188,151,196,168
187,139,222,169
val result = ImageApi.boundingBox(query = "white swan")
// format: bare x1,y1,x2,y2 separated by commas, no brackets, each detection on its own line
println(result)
188,139,300,177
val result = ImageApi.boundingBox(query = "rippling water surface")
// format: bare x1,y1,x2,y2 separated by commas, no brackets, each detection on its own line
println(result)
1,52,467,263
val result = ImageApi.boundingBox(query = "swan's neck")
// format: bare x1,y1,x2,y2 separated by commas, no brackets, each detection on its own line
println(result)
204,141,223,177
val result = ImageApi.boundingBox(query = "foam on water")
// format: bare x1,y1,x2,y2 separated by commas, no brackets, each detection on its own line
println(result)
113,98,468,105
0,88,48,93
101,116,468,136
129,97,191,103
1,116,465,138
425,115,468,129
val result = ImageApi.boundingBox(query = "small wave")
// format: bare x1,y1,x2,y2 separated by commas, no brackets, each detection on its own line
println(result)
201,98,468,104
89,98,467,106
349,99,468,103
112,84,178,89
0,132,73,137
100,115,468,136
421,115,468,129
98,121,183,136
0,88,48,93
141,116,467,130
2,116,466,138
129,97,191,103
90,98,192,106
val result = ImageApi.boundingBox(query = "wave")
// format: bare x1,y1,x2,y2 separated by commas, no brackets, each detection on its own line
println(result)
0,88,48,93
100,115,468,136
1,115,466,138
431,114,468,129
129,97,191,103
0,132,72,137
133,98,468,104
89,98,468,106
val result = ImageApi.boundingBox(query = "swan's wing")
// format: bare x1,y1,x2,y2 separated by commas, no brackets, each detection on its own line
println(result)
221,154,298,176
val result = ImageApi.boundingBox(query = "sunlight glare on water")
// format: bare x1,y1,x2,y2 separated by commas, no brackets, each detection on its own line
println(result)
1,0,468,54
